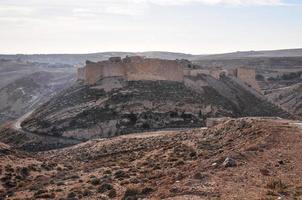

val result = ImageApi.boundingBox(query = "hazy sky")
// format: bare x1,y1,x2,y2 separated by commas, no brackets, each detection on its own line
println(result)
0,0,301,54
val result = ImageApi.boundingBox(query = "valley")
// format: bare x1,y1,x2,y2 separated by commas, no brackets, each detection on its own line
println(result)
1,0,301,198
0,49,301,200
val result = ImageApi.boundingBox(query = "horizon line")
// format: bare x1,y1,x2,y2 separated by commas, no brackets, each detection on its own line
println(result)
0,47,302,56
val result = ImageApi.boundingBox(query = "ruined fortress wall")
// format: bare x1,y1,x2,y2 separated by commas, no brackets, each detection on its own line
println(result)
126,58,184,82
77,67,85,80
85,61,126,85
210,70,223,79
82,58,262,94
85,61,103,85
184,76,209,91
183,69,191,76
83,57,203,85
101,62,126,78
184,69,210,77
227,69,237,76
236,68,261,91
209,69,230,79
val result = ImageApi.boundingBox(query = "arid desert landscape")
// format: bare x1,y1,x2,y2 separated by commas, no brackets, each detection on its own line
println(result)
0,50,302,200
1,0,302,199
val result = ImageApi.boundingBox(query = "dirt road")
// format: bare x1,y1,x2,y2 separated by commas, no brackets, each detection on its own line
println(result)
13,111,34,130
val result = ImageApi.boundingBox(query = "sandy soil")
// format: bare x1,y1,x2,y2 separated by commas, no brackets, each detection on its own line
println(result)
1,118,302,200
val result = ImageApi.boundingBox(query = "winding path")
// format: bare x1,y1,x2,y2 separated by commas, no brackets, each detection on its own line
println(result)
11,111,301,153
13,111,34,130
10,110,83,151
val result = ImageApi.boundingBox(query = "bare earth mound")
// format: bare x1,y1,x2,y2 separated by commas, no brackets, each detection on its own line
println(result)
20,75,289,143
1,118,302,199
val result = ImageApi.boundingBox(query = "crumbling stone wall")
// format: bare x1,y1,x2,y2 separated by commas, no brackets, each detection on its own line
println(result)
207,68,260,92
85,60,126,85
81,57,261,92
236,68,261,91
77,67,85,80
84,57,185,84
227,69,237,76
184,75,209,91
209,70,221,79
85,61,104,85
101,61,126,78
184,69,210,77
125,57,184,82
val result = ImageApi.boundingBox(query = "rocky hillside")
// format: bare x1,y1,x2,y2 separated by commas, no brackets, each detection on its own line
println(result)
1,118,302,199
20,74,289,140
265,83,302,118
0,59,76,124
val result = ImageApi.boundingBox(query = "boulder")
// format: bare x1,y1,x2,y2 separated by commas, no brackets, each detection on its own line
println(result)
222,157,237,167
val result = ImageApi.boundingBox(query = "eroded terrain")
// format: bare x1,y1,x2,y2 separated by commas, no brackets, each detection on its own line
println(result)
1,118,302,199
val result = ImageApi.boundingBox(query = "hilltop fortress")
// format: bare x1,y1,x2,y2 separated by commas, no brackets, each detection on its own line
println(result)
78,56,260,92
20,56,288,142
78,56,187,84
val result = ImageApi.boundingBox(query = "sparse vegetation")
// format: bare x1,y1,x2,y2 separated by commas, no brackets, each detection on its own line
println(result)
0,118,302,199
123,185,141,200
97,183,113,193
90,177,101,186
266,179,288,195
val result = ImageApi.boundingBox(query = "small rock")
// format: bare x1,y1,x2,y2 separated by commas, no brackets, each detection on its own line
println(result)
277,159,285,165
222,157,237,167
193,172,208,181
169,187,180,193
108,188,117,198
97,183,113,193
90,178,101,185
259,168,270,176
141,187,154,195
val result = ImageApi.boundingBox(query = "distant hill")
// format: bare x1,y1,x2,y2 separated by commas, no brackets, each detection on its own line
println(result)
193,48,302,60
0,51,196,65
1,48,302,65
192,49,302,69
193,57,302,69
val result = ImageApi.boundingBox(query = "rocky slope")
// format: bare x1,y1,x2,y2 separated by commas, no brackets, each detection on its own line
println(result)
20,74,290,141
0,122,82,152
1,118,302,199
0,59,76,124
265,83,302,118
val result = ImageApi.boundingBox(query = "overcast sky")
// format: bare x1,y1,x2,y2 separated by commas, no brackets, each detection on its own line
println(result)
0,0,301,54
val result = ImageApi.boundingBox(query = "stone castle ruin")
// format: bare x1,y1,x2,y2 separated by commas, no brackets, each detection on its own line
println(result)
235,68,261,91
77,56,261,92
78,56,187,85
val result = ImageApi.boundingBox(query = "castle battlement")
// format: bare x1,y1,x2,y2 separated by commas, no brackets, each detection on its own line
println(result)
78,56,260,92
81,56,189,85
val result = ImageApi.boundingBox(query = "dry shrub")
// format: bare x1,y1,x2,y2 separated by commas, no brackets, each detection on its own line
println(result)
266,179,287,194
